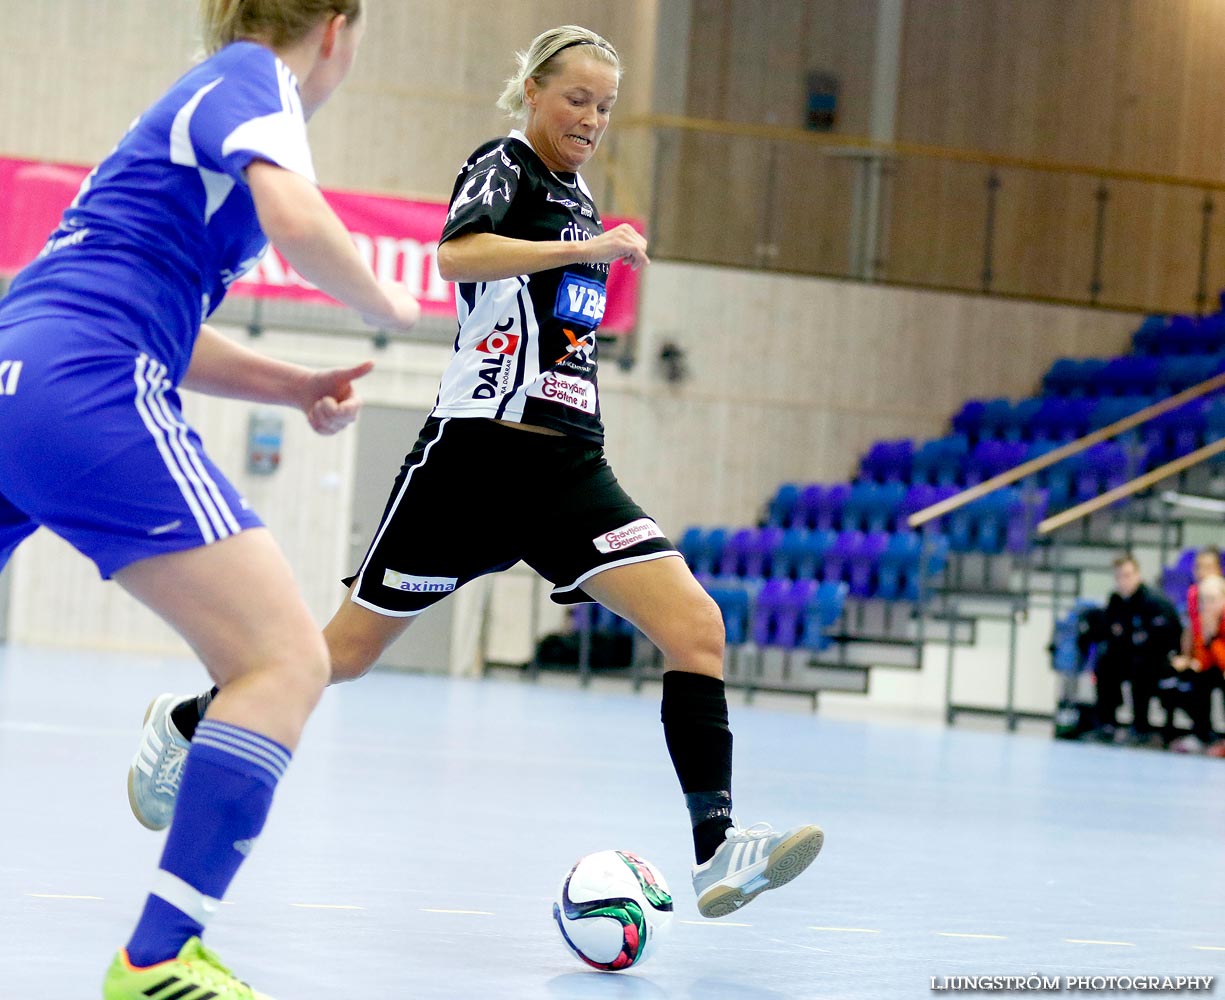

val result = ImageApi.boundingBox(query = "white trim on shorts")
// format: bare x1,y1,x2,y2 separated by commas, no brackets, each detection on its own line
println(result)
349,416,451,618
132,354,240,545
550,549,683,600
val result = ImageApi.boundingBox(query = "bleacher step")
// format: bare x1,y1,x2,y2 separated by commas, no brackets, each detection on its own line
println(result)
726,648,869,695
816,640,922,669
915,614,977,645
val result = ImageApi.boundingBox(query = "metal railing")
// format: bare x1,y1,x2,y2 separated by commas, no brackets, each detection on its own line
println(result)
902,373,1225,729
907,372,1225,531
619,113,1225,316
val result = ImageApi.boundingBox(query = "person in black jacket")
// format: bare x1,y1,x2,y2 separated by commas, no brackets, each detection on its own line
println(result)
1090,554,1182,745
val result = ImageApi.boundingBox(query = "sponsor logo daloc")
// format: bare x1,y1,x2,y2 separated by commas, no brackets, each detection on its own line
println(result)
476,330,520,356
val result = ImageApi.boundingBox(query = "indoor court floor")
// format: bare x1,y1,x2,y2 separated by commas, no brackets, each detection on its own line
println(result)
1,645,1223,999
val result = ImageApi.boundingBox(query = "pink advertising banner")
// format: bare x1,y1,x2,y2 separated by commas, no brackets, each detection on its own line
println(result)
0,155,642,334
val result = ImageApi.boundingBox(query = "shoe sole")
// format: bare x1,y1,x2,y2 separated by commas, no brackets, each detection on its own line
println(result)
697,825,824,918
126,695,173,832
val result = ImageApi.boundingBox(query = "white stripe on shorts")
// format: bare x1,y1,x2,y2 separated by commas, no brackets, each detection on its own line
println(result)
132,355,217,544
132,355,238,543
550,550,682,599
143,359,241,535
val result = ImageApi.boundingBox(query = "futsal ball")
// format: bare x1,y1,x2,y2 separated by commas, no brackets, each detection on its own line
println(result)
553,850,674,971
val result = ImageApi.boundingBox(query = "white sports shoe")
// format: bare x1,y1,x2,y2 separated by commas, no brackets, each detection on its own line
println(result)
127,693,190,831
692,821,824,918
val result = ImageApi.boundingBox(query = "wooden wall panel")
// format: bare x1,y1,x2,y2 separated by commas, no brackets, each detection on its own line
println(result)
0,0,658,211
660,0,877,273
888,0,1225,312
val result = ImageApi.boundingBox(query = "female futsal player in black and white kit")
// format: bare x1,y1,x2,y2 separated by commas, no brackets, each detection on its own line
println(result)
135,24,823,919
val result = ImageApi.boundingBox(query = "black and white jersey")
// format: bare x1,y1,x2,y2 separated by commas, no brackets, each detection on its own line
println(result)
435,130,608,443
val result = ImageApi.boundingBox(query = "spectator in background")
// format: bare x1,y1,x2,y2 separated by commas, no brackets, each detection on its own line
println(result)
1180,545,1223,644
1167,573,1225,755
1091,554,1181,746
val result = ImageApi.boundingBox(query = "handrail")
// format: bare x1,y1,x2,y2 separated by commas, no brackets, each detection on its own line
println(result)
1037,438,1225,535
623,113,1225,194
907,372,1225,529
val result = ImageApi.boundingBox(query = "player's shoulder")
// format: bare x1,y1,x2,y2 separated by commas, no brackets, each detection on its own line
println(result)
178,40,283,101
457,134,535,178
209,39,280,74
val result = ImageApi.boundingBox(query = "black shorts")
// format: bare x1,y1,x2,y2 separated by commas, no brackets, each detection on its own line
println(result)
346,417,679,616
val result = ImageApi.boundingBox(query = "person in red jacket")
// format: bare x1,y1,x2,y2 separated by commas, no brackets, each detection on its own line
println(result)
1180,546,1222,653
1169,572,1225,754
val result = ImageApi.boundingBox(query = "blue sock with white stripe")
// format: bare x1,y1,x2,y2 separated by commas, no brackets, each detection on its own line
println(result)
125,720,291,967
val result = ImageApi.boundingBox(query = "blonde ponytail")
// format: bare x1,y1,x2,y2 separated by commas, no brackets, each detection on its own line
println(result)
200,0,362,54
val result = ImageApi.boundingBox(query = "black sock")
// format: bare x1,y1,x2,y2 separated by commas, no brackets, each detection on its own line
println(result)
170,687,218,741
661,671,734,864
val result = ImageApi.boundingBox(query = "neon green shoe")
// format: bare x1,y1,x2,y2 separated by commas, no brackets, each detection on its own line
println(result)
102,937,274,999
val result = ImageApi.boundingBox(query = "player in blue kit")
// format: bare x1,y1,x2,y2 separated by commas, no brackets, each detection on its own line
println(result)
0,1,419,997
131,25,824,926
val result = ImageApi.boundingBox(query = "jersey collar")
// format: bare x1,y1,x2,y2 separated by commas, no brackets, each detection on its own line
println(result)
509,129,579,188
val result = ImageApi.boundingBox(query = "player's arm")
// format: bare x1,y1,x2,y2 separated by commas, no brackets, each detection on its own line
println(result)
183,324,374,435
246,161,420,329
437,224,650,283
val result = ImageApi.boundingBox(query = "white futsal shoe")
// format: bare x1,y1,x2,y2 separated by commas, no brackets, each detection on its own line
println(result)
692,821,824,918
127,693,190,831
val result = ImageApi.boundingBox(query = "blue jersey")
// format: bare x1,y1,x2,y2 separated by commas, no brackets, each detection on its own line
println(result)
0,41,315,383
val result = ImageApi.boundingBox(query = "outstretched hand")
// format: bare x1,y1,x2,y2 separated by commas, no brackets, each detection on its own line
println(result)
584,223,650,270
300,360,375,435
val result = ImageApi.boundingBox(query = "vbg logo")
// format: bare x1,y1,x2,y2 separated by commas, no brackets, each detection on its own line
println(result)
554,274,605,327
0,361,23,396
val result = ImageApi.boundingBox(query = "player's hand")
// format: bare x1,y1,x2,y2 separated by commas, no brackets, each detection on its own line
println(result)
300,360,375,435
582,224,650,270
363,282,421,331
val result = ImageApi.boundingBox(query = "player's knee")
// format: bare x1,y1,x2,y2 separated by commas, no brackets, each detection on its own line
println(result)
276,631,331,704
665,591,725,676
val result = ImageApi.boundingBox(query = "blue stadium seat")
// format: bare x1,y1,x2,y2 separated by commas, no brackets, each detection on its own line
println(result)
688,528,726,576
1005,488,1047,553
843,481,878,533
860,439,915,483
913,435,968,486
1163,315,1200,355
774,580,817,648
718,528,754,578
800,581,846,651
766,483,800,528
848,530,890,598
796,483,824,530
1008,397,1043,441
951,400,987,441
679,527,706,572
822,530,861,586
744,527,783,579
1131,314,1168,356
750,579,789,647
979,398,1014,440
816,483,850,532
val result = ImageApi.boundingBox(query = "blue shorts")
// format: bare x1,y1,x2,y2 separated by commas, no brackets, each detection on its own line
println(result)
0,320,262,578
